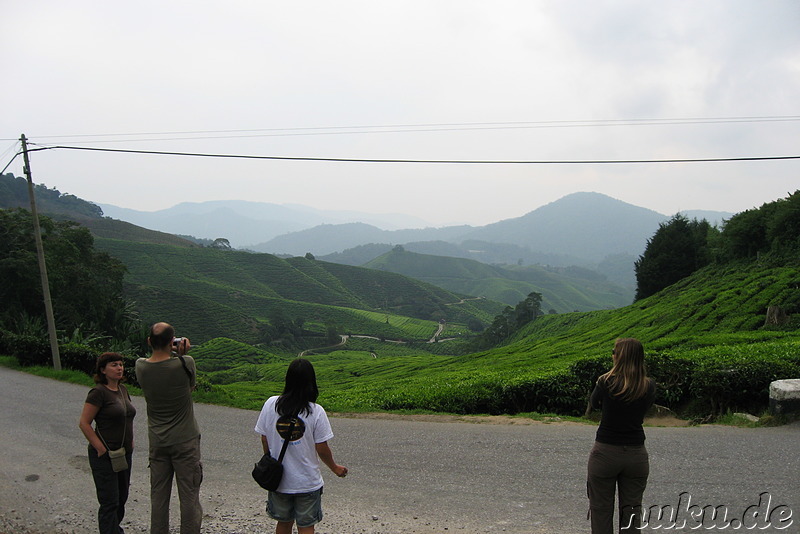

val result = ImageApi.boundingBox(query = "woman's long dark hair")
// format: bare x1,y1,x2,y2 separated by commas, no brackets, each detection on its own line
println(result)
276,358,319,417
599,338,650,401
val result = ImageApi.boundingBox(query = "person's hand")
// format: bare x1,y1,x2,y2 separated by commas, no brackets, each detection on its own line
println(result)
174,337,191,355
333,465,348,478
96,445,108,457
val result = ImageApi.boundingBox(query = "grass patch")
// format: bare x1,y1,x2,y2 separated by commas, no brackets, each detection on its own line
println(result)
0,357,95,387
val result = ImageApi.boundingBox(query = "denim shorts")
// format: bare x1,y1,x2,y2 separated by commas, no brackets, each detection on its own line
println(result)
267,488,323,528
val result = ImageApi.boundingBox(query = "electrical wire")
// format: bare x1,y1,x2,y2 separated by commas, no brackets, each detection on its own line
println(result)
10,115,800,145
26,143,800,165
0,141,21,174
0,149,21,175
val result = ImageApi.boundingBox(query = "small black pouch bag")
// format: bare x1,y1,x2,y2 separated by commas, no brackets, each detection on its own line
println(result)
252,419,295,491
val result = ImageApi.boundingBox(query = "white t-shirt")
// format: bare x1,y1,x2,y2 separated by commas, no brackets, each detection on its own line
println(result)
254,396,334,493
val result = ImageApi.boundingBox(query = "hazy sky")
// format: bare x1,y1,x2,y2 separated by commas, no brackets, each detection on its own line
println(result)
2,1,799,226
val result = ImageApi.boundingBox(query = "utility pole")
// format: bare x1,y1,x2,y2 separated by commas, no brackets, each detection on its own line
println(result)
20,134,62,370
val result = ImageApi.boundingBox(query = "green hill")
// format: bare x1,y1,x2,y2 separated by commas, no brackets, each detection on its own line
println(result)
1,172,199,247
198,257,800,418
364,248,632,311
72,215,199,247
0,173,102,218
94,238,504,345
0,172,503,349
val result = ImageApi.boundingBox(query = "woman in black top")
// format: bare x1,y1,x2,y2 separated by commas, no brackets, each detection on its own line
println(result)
587,338,656,534
79,353,136,534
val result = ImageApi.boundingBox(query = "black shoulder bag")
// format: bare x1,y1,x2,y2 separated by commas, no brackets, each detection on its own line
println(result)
252,418,296,491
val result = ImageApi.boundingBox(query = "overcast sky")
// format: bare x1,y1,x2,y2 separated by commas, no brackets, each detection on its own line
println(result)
2,1,799,226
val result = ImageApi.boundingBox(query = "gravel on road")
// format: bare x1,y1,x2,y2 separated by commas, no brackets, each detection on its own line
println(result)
1,367,798,533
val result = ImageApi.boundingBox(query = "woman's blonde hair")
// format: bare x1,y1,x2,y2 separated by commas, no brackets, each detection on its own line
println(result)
599,338,650,401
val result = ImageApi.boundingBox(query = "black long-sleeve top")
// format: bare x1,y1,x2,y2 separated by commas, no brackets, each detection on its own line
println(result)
590,377,656,445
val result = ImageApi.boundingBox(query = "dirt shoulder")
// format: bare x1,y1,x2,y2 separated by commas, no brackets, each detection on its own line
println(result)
334,411,690,427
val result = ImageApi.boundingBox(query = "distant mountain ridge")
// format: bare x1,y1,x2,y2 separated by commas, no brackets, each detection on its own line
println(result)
99,200,433,247
251,193,732,289
98,193,731,265
252,192,730,259
460,192,666,261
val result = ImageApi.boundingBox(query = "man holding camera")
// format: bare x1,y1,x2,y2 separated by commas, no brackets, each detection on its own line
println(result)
135,322,202,534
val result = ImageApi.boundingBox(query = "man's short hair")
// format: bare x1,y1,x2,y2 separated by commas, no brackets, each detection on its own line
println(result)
149,322,175,350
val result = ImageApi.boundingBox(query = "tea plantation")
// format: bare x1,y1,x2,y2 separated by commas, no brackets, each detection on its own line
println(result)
188,259,799,420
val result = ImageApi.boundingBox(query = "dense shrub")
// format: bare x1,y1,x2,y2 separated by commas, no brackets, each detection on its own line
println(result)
371,344,799,418
194,374,214,393
122,354,140,387
377,375,505,414
59,342,100,375
0,329,13,356
2,334,143,387
689,355,800,415
645,353,697,407
568,353,696,410
376,369,588,416
570,356,611,393
7,333,50,367
501,372,586,415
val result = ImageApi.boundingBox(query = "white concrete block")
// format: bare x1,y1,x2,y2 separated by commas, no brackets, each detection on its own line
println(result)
769,379,800,415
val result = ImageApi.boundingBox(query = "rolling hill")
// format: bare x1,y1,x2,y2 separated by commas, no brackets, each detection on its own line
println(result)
196,256,800,417
94,238,505,345
98,200,433,247
363,247,633,311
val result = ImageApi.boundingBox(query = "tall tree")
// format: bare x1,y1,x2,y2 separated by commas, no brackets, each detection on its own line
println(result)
514,292,543,327
475,292,542,348
634,214,715,300
0,209,128,336
721,190,800,259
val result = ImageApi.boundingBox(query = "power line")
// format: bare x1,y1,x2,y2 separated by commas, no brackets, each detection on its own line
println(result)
10,114,800,145
0,141,20,173
0,142,21,175
27,143,800,165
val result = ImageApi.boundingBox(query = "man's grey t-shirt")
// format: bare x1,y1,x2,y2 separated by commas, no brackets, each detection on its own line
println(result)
135,356,200,447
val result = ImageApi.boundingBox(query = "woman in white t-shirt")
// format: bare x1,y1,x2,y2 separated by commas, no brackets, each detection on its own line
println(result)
254,358,348,534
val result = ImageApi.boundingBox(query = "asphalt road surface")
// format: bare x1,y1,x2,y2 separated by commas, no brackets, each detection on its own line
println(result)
0,366,798,533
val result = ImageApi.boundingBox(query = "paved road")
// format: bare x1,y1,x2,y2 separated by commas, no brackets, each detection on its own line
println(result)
0,366,798,533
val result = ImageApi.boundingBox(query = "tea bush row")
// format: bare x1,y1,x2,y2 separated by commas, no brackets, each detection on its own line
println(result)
369,343,800,417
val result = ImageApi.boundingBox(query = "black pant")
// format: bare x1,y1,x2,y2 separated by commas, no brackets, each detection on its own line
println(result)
587,441,649,534
88,446,133,534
